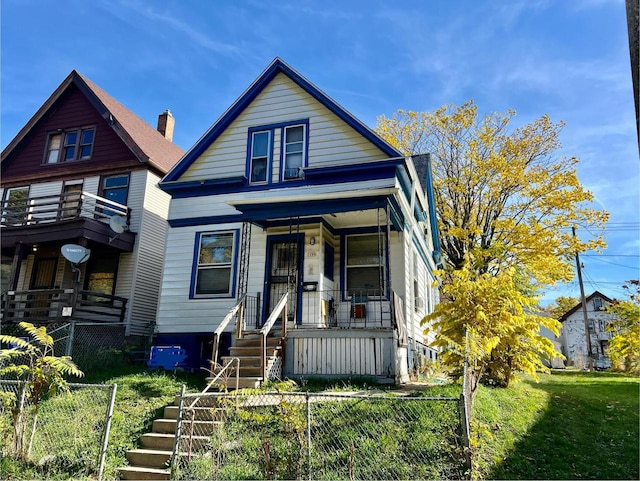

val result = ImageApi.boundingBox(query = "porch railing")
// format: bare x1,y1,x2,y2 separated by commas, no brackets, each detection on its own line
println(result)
299,289,393,329
1,289,127,323
260,292,288,380
211,295,245,366
0,191,130,228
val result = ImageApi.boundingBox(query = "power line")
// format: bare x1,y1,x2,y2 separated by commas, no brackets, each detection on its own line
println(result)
584,254,640,257
582,256,640,270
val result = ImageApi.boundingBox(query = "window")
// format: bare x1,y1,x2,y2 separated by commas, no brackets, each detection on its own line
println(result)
45,127,95,163
85,254,119,300
345,234,385,296
283,125,305,180
593,297,603,311
250,131,270,183
2,186,29,226
246,120,308,185
192,231,237,297
101,174,129,214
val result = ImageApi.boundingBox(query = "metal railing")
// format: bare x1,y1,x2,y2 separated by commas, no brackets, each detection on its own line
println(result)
0,191,130,228
299,289,392,329
2,289,127,323
212,295,245,365
260,292,288,380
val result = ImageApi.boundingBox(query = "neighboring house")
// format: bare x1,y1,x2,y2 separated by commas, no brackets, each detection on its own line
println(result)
1,71,184,338
558,291,615,369
538,319,565,369
156,58,442,384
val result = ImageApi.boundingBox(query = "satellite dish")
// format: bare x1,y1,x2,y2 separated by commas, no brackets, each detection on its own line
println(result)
109,215,127,234
61,244,91,264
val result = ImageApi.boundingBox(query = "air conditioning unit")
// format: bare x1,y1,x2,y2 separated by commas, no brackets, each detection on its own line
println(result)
414,297,425,310
284,168,301,179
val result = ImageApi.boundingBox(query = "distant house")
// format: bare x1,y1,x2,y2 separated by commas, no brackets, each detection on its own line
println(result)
1,71,184,338
558,291,615,369
155,58,442,384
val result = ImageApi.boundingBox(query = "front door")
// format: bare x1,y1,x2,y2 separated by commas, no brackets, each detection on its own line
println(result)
28,256,58,319
264,235,303,326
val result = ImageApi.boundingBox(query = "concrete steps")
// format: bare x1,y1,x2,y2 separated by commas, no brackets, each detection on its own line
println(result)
118,329,285,478
117,398,224,480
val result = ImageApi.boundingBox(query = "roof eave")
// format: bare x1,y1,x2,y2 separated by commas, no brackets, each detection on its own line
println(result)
162,57,403,184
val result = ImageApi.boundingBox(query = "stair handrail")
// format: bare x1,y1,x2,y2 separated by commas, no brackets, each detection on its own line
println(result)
212,294,246,366
260,292,288,380
190,357,240,411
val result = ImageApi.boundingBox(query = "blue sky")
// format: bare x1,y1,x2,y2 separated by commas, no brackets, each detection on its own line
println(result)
2,0,638,304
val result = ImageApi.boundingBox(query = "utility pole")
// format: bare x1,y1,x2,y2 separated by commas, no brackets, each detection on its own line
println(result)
573,226,593,371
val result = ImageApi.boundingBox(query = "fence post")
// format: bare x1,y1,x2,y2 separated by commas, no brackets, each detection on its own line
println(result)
98,383,117,481
306,392,312,480
170,384,186,478
65,320,76,357
459,394,472,473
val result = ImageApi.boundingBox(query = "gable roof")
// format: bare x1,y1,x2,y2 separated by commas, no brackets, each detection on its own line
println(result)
1,70,184,174
162,57,403,183
559,291,614,322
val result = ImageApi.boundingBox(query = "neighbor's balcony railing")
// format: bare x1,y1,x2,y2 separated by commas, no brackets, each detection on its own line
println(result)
1,289,128,324
0,191,130,228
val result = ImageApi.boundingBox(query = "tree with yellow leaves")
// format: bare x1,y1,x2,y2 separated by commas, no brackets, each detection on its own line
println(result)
606,280,640,374
377,101,608,408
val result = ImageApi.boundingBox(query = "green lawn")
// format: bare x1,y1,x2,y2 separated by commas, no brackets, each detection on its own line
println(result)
2,366,637,480
473,370,639,480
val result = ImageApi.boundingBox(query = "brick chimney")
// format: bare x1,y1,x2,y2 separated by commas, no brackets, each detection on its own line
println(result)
157,109,175,142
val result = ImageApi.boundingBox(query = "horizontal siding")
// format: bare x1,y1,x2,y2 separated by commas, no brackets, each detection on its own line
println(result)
179,73,389,182
128,171,171,336
156,223,244,333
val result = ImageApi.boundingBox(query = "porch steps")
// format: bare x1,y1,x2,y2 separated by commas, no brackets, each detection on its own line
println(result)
117,398,223,480
211,331,283,390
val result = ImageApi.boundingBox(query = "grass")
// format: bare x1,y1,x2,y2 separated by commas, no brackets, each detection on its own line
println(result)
1,364,206,481
473,369,639,480
1,366,638,480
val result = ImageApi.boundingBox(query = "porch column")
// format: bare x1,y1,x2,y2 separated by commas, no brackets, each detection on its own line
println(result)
9,242,26,291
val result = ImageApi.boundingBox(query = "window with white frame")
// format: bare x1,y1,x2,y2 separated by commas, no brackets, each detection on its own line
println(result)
45,127,95,163
2,186,30,226
593,297,604,311
246,120,308,184
345,233,385,297
193,231,236,297
283,124,305,180
250,131,270,183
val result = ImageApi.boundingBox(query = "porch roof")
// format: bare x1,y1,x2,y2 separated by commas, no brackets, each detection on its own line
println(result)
227,188,405,229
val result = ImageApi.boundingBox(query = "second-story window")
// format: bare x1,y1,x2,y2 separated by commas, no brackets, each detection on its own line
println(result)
283,125,305,180
101,174,129,215
246,120,308,185
45,127,95,164
250,131,270,183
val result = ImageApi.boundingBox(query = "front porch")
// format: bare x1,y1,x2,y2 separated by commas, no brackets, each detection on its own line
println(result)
1,289,127,324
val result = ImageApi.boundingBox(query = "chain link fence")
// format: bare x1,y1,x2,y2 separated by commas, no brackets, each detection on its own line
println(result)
0,380,117,480
3,321,132,372
172,391,467,480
